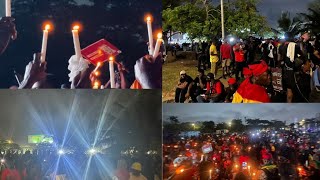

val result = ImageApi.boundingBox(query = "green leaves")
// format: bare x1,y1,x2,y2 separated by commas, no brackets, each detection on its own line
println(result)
163,0,271,41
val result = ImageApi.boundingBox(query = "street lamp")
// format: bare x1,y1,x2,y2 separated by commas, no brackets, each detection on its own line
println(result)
220,0,225,40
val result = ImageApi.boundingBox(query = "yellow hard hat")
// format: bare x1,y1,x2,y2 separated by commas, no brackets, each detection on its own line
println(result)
131,162,142,171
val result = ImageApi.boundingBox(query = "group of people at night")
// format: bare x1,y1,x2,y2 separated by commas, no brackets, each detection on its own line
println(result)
163,129,320,180
0,147,158,180
174,31,320,103
0,17,161,90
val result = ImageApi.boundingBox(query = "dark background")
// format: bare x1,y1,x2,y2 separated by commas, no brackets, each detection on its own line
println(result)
0,0,162,88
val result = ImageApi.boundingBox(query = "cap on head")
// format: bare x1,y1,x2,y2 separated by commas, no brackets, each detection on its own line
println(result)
228,78,237,85
180,70,186,75
131,162,142,171
243,60,268,77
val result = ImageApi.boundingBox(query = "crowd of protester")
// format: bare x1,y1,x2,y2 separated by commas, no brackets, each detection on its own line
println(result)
163,127,320,179
0,146,160,180
173,32,320,103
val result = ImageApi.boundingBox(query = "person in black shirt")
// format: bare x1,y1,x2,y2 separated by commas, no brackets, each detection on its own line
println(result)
281,32,306,102
186,69,206,102
292,59,312,102
224,78,238,102
175,70,193,103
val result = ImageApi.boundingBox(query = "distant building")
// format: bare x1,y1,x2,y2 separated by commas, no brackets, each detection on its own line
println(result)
216,129,229,134
179,131,200,137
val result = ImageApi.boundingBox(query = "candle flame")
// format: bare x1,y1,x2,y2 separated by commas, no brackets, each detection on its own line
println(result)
109,56,114,61
94,81,100,87
97,62,101,67
45,24,50,31
73,25,80,31
157,33,162,39
146,16,152,21
94,71,100,76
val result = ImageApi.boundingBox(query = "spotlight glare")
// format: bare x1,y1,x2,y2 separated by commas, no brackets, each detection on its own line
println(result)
58,149,65,155
88,148,97,155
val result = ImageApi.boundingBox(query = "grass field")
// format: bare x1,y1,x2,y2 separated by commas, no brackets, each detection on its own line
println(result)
162,56,231,102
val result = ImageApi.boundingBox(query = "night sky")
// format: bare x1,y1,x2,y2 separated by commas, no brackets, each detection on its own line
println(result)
164,104,320,124
213,0,313,28
0,90,161,145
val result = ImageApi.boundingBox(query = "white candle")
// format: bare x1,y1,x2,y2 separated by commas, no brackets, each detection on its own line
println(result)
72,25,82,59
146,16,154,55
109,57,115,88
153,33,162,59
6,0,11,17
41,24,50,63
209,169,212,179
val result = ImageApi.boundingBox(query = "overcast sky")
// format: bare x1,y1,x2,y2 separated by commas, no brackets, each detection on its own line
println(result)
0,90,161,145
163,104,320,124
211,0,314,28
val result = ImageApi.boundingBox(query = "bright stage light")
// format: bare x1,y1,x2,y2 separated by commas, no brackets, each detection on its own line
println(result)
58,149,65,155
88,148,97,155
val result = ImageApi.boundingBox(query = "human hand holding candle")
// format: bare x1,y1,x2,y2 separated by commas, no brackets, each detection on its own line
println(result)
19,53,47,89
133,54,161,89
153,32,163,59
146,15,154,55
41,24,50,63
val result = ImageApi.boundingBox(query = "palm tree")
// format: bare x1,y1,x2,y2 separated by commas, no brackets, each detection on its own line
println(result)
299,7,320,35
277,11,303,36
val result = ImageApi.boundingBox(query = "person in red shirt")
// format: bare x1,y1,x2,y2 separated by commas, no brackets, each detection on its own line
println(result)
220,40,232,78
233,42,246,81
196,73,225,102
232,60,271,103
1,161,22,180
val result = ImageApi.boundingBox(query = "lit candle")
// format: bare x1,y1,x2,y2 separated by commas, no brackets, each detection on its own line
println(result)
248,165,251,175
72,25,82,59
146,16,154,55
41,24,50,63
209,169,212,179
93,80,100,89
109,56,115,88
6,0,11,17
153,33,162,59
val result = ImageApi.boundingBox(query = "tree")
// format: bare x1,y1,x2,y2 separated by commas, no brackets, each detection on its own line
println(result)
162,0,271,42
277,12,292,32
216,122,227,130
277,11,302,35
168,116,179,124
300,7,320,35
230,119,245,132
225,0,270,38
200,121,215,133
162,3,206,40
